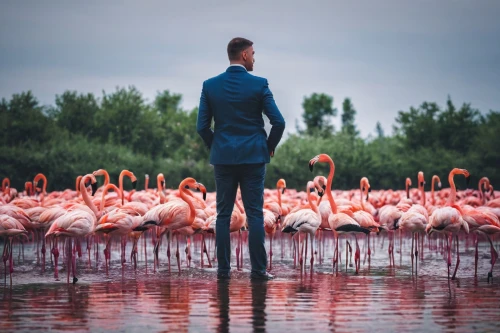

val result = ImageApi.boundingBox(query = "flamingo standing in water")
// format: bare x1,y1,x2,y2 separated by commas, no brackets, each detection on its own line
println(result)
398,172,429,273
309,153,370,275
351,177,380,267
134,177,205,273
281,181,321,273
426,168,470,280
1,214,27,285
45,174,101,284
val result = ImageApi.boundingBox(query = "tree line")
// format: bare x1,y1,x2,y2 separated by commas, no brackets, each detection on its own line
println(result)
1,88,499,192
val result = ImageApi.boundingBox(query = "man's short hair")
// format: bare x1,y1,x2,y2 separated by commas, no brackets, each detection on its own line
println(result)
227,37,253,61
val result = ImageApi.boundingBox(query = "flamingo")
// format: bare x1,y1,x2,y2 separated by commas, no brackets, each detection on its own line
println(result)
45,174,101,284
0,214,28,285
281,181,321,273
426,168,470,280
351,177,380,266
134,177,205,273
309,153,370,275
461,201,500,281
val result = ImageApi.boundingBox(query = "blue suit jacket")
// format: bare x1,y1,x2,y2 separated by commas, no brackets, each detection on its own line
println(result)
197,66,286,165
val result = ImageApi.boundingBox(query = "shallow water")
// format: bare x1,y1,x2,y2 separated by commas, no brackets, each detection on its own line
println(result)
1,233,500,332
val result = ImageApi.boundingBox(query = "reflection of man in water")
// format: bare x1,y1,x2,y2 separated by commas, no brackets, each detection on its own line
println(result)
215,280,268,333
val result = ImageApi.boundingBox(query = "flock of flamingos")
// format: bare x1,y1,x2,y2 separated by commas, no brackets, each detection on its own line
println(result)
1,153,500,286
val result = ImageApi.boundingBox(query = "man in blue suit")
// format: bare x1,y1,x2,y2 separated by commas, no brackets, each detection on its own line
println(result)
197,37,285,280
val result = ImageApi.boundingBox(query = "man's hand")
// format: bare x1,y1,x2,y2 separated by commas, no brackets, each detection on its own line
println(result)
270,150,274,157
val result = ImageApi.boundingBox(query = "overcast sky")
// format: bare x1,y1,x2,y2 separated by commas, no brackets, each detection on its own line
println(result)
1,0,499,138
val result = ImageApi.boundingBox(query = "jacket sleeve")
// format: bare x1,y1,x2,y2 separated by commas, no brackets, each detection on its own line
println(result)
196,81,214,149
262,79,286,155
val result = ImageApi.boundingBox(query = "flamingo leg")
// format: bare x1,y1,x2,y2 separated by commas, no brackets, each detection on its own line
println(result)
269,234,273,271
175,233,181,273
299,233,304,270
292,234,297,269
415,233,419,273
9,238,14,286
411,232,415,274
41,231,46,272
236,230,241,271
304,232,309,272
186,236,191,268
335,235,339,276
72,239,78,284
204,234,212,268
486,234,498,282
52,237,59,280
474,234,479,278
86,236,92,269
446,234,451,280
310,233,314,274
67,237,72,284
451,234,460,280
354,235,360,274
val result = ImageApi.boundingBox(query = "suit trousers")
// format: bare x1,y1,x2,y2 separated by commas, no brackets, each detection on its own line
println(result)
214,163,267,275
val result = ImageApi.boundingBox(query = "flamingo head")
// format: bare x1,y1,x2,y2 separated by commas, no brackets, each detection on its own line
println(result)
308,154,332,172
182,178,207,201
418,171,425,188
277,178,287,194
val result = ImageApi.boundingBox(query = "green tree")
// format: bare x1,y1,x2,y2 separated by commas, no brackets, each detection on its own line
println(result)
375,121,384,138
95,86,145,148
53,91,100,137
341,97,358,136
300,93,337,136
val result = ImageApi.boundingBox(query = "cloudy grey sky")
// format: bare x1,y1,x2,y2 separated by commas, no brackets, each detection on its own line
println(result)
1,0,499,137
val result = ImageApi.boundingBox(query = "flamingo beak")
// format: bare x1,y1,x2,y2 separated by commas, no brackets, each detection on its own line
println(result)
282,188,285,194
132,180,137,189
91,182,98,196
438,182,442,188
161,181,165,188
309,161,314,172
366,193,369,201
466,175,471,187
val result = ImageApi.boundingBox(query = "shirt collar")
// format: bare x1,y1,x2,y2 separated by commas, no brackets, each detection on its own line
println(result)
229,64,247,71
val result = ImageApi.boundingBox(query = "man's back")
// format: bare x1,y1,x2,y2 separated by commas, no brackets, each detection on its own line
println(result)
197,37,284,280
197,66,285,165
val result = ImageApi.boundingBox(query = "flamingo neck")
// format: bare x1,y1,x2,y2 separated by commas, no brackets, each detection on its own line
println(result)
308,186,319,214
100,184,120,212
420,184,426,206
102,171,110,186
277,187,282,209
76,176,82,196
325,158,338,214
179,185,195,224
145,177,149,191
448,172,457,206
81,177,100,218
431,176,436,204
2,178,9,195
119,174,125,205
479,178,489,205
360,184,366,211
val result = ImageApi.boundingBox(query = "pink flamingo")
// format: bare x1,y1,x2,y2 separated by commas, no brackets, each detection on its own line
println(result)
426,168,470,280
281,181,321,273
134,177,205,273
1,214,28,285
309,153,370,275
45,174,101,284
